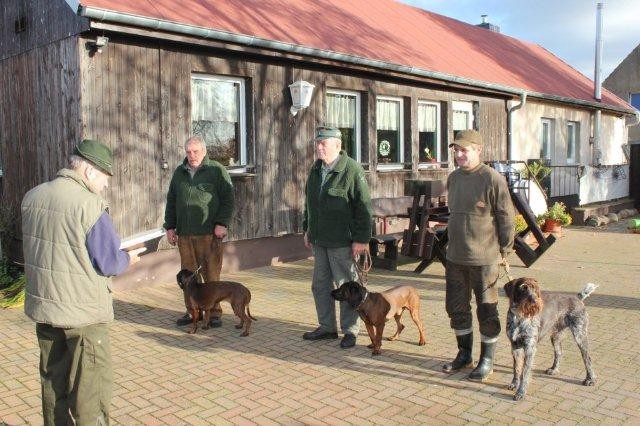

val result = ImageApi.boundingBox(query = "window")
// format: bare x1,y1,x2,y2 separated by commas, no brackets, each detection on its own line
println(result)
541,118,553,161
567,121,579,164
326,90,361,161
630,93,640,110
376,96,404,168
191,74,246,168
452,101,474,137
418,101,441,164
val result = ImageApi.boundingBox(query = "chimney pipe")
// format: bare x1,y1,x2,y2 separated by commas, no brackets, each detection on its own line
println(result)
594,3,603,101
592,2,604,166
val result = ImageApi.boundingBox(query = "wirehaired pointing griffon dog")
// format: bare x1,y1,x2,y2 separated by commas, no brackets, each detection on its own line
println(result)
176,269,257,337
503,278,597,401
331,281,427,355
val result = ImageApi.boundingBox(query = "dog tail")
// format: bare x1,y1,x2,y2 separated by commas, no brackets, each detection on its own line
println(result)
578,283,598,300
247,306,257,321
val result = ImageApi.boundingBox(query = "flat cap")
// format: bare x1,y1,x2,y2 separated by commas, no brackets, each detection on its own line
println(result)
449,129,483,148
73,139,114,176
314,126,342,141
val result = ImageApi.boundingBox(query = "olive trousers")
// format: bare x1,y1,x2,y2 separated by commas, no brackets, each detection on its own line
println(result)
36,322,111,426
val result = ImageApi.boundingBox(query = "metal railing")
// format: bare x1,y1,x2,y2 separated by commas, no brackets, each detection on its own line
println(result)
545,165,584,198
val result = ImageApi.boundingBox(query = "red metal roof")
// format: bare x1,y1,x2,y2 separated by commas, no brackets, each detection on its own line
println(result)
78,0,631,111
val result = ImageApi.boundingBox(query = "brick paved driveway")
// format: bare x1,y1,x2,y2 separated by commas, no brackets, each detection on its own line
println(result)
1,225,639,425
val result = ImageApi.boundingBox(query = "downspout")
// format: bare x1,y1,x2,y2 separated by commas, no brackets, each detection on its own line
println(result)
592,2,604,166
507,91,527,161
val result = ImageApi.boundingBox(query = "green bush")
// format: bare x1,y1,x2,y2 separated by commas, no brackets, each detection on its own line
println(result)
0,258,25,309
524,160,551,182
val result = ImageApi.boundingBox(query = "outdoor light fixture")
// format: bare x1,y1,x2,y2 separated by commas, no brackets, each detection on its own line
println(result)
289,80,315,116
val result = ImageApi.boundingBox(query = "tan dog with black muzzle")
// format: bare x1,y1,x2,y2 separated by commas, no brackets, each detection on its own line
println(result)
331,280,427,355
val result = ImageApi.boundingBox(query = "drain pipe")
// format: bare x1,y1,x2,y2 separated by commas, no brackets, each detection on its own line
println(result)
507,91,527,161
592,2,604,166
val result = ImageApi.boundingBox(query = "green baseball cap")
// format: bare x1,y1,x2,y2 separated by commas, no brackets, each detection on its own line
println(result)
314,126,342,141
73,139,114,176
449,129,483,148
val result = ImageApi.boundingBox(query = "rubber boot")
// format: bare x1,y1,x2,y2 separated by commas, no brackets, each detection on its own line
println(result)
468,341,496,382
443,333,473,372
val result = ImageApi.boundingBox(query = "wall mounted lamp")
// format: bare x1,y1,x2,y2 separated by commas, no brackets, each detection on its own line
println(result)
289,80,315,116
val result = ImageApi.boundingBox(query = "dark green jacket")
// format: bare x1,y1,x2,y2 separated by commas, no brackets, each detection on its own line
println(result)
303,151,372,248
163,157,235,235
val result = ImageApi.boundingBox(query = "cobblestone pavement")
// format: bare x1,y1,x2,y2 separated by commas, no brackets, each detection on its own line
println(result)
1,224,639,425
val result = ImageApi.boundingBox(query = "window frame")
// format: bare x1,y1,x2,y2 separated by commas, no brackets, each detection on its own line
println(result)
452,101,474,131
190,73,247,172
375,95,404,171
566,121,579,164
541,118,553,162
417,100,442,169
325,89,362,162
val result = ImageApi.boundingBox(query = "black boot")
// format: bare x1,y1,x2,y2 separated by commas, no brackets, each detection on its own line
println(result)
443,333,473,372
468,341,496,382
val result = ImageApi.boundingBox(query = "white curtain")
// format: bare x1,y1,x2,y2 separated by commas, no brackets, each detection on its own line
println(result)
376,99,400,131
191,78,238,122
452,110,469,131
327,93,355,128
418,103,437,132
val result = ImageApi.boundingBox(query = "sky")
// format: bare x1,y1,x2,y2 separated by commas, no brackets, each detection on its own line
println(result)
401,0,640,80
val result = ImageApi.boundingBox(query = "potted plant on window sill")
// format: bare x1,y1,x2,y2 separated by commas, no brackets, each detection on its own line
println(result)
537,201,572,233
423,147,438,163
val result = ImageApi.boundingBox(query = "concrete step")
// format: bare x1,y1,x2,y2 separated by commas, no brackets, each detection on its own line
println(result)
570,197,636,225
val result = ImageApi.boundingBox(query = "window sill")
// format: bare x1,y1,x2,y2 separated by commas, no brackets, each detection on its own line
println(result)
418,162,448,170
229,172,256,179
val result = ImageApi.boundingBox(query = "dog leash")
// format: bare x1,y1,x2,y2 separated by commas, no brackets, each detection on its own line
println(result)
500,258,514,282
354,250,372,286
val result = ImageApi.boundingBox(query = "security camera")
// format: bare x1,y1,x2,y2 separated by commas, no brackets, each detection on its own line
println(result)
89,36,109,54
95,36,109,47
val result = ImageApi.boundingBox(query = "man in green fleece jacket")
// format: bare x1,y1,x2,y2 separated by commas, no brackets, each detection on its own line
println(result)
302,126,373,349
443,129,515,382
164,136,235,327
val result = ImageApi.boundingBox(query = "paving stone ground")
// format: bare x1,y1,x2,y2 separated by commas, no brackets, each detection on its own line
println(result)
1,222,639,425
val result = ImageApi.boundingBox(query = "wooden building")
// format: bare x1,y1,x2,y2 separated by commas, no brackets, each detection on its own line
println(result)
0,0,636,272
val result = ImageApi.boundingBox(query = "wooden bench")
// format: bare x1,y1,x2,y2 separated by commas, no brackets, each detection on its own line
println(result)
368,196,414,271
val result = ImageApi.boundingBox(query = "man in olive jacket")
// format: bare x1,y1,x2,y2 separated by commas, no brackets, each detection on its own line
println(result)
302,126,373,349
164,136,235,327
443,129,515,382
22,139,144,425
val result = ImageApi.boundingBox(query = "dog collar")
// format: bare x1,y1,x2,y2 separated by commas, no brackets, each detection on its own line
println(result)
355,289,369,310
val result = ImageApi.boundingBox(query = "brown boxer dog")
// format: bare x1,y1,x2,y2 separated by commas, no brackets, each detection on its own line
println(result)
331,281,427,355
176,268,257,337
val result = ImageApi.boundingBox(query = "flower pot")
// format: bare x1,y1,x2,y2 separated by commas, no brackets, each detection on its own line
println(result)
542,218,562,233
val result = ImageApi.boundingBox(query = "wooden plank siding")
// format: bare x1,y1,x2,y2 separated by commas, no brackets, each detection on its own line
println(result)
0,37,81,211
2,28,509,242
79,38,163,237
0,0,88,60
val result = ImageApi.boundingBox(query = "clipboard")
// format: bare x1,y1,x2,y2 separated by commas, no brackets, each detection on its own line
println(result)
119,228,166,256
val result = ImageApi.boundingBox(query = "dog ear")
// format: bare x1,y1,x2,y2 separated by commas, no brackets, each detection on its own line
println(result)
503,279,516,298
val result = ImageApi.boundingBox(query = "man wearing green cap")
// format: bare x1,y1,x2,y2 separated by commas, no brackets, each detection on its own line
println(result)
443,129,515,382
21,139,145,425
163,135,235,327
302,126,373,349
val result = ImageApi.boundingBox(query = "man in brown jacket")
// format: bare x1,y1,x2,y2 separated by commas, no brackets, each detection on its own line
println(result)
442,130,515,382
